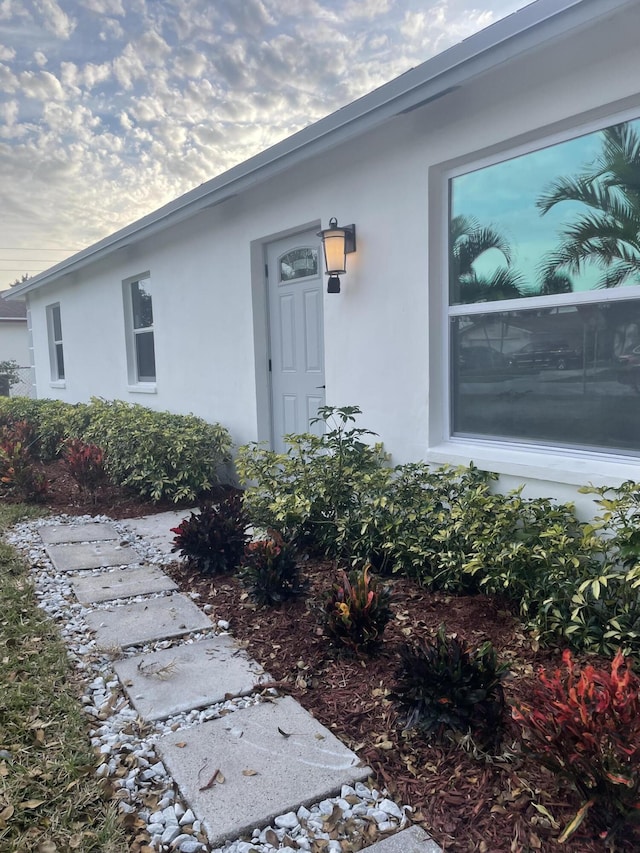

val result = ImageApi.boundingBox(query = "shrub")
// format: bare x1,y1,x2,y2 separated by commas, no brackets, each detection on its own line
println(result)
392,625,508,748
530,482,640,656
0,397,232,501
238,405,391,559
170,494,249,575
83,398,232,502
241,531,307,606
0,398,91,460
367,462,495,585
512,650,640,844
0,359,20,390
324,564,392,653
0,420,48,502
63,438,107,499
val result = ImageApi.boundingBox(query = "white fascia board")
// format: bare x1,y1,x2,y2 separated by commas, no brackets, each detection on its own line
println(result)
4,0,632,301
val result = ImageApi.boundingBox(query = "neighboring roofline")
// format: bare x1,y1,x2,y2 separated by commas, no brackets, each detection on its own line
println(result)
6,0,633,300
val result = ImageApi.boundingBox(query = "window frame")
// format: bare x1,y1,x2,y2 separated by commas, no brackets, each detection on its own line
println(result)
428,99,640,486
45,302,65,385
123,273,156,391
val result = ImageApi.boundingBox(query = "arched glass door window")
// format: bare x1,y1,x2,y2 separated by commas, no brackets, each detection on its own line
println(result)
279,247,319,283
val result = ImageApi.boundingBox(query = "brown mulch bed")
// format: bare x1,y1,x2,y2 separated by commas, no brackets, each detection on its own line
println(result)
16,463,638,852
164,558,625,853
34,460,230,520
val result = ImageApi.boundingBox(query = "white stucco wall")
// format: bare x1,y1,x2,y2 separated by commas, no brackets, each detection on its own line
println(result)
0,320,29,366
25,6,640,515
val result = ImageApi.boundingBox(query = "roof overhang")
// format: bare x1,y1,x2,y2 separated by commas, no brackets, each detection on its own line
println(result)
5,0,635,300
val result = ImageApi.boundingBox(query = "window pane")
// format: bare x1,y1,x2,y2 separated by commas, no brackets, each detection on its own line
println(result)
451,299,640,455
131,280,153,329
450,118,640,305
55,343,64,379
135,331,156,381
279,248,318,282
52,305,62,341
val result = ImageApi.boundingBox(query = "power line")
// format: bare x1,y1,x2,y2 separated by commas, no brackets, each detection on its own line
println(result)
0,247,79,251
0,259,69,262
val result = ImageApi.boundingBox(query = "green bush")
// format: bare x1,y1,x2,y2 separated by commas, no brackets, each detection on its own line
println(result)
367,462,496,585
83,399,232,502
239,404,640,656
0,397,91,459
0,396,232,502
533,482,640,656
0,359,20,390
238,405,391,559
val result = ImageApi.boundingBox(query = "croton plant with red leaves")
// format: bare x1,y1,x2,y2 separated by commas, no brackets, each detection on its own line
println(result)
512,649,640,844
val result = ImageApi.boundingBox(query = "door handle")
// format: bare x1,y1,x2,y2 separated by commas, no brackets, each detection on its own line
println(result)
316,385,325,389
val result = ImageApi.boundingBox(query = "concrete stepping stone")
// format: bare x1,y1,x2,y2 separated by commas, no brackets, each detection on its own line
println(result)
39,522,118,544
157,695,371,848
71,565,177,605
46,541,140,572
85,593,212,649
362,825,442,852
113,636,270,720
120,509,195,556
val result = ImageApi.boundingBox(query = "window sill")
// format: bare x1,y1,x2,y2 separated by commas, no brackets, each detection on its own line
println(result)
426,439,640,488
127,383,157,394
49,380,66,389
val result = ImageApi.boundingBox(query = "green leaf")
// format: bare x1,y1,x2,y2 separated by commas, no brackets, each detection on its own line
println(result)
558,800,594,843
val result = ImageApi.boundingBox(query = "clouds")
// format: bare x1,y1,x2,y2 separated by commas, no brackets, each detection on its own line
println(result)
36,0,77,39
0,0,525,287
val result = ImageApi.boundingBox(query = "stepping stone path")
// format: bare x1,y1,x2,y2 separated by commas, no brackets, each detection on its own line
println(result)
18,515,443,852
85,593,213,649
159,696,370,848
71,565,177,604
114,636,269,720
46,540,140,571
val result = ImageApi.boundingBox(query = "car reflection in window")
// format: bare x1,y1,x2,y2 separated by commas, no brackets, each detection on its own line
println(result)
507,340,582,371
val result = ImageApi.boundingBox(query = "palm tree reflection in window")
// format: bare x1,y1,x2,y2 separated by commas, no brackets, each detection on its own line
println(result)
537,123,640,290
449,215,524,304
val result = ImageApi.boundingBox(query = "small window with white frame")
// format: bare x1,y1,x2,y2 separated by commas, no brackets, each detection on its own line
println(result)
123,274,156,386
445,112,640,459
46,302,65,383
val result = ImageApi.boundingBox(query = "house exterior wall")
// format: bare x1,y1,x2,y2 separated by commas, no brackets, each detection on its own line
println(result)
0,320,29,366
26,10,640,516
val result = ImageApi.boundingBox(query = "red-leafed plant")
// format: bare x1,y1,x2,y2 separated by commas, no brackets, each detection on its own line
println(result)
0,420,48,502
512,649,640,844
63,438,107,499
241,530,307,606
171,494,249,575
324,564,392,653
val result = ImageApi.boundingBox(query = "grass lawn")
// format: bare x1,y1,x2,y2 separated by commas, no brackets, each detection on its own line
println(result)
0,504,128,853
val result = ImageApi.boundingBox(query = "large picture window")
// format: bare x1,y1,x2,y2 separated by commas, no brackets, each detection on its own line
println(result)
448,116,640,456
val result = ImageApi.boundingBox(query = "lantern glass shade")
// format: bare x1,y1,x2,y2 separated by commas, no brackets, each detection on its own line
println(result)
322,226,347,275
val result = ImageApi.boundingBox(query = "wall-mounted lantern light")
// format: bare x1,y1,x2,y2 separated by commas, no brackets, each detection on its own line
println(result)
317,217,356,293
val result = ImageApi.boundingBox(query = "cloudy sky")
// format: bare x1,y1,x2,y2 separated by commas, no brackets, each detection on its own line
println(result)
0,0,526,290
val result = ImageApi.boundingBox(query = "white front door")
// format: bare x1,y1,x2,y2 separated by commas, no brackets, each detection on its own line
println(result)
267,231,326,453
